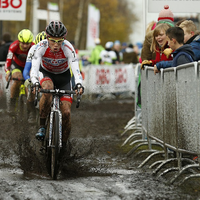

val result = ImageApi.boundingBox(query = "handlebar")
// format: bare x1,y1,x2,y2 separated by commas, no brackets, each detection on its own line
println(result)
34,87,81,108
6,75,25,89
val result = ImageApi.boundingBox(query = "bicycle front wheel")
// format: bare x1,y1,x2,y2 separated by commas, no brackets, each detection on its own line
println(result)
51,111,60,180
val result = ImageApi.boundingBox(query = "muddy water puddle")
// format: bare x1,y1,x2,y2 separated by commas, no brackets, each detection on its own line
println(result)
0,98,200,199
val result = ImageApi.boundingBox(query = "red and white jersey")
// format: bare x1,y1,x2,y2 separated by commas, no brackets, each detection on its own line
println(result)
30,39,82,85
4,40,34,72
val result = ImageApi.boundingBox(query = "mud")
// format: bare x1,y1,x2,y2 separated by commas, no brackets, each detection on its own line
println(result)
0,95,200,200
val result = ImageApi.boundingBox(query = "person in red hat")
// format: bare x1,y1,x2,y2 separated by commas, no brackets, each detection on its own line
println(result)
141,5,175,62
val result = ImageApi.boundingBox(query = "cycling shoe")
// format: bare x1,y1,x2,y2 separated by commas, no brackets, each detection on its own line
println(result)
36,127,46,141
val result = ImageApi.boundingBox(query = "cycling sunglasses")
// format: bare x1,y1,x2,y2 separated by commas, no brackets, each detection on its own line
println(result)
48,37,64,44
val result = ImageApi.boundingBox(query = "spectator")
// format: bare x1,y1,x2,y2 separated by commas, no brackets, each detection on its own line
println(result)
141,23,173,69
113,40,123,64
88,38,104,65
154,20,200,70
154,27,195,74
141,5,174,62
100,41,117,65
121,42,127,53
0,32,13,61
123,44,138,64
179,20,200,61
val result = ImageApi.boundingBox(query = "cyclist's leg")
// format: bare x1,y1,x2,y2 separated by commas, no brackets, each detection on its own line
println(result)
10,70,23,97
36,78,53,140
60,99,72,143
9,65,23,111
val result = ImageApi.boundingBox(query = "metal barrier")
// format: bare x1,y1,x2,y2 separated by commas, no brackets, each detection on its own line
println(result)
123,61,200,185
140,62,200,185
121,64,142,147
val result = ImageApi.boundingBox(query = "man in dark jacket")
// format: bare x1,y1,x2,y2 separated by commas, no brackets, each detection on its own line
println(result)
179,20,200,61
154,27,195,74
0,33,13,62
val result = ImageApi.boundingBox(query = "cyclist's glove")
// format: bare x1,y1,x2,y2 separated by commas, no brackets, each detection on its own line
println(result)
24,79,32,88
74,83,84,94
33,82,40,88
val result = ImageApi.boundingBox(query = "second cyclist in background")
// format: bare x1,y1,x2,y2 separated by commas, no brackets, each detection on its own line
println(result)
23,31,47,123
30,21,84,149
5,29,34,110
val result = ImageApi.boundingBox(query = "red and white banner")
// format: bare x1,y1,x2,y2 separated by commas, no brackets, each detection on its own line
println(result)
82,64,135,94
86,4,100,50
0,0,26,21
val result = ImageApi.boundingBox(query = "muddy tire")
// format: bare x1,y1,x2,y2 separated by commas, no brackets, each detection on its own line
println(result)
51,112,60,180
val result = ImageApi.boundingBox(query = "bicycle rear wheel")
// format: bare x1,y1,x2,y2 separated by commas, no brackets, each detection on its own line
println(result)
51,111,60,180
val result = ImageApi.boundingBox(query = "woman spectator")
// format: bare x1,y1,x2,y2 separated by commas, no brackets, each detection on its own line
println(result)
141,23,173,69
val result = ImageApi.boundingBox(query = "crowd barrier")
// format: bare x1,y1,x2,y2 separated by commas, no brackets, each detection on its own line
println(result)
82,64,136,94
122,61,200,185
0,63,136,99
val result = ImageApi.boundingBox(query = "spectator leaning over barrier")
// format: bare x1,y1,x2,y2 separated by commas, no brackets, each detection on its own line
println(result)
154,27,195,74
141,5,174,62
88,38,104,65
100,41,117,65
153,20,200,70
141,23,173,69
0,32,13,62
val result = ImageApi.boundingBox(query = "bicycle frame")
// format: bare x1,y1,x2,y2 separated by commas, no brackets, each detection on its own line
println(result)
49,93,62,149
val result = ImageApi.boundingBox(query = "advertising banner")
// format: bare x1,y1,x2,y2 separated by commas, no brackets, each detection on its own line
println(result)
82,64,135,94
0,0,26,21
86,4,100,50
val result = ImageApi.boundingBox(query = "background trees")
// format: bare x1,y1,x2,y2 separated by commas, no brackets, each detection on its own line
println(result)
2,0,137,49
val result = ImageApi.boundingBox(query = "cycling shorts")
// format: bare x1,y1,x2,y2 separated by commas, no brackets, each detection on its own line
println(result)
10,61,24,74
40,67,73,103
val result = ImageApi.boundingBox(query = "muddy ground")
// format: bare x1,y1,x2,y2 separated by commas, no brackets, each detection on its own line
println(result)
0,94,200,200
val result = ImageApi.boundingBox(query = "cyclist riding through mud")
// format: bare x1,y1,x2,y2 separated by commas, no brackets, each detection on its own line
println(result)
30,20,84,147
5,29,34,110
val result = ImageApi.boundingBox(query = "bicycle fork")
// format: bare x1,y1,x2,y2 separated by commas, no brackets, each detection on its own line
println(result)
48,96,63,148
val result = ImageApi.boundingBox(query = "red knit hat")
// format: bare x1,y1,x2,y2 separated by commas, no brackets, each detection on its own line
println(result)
158,5,174,22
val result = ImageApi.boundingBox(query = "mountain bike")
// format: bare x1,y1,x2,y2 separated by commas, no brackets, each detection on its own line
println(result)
34,84,81,179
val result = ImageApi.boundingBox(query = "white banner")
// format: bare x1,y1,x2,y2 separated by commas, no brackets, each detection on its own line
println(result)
82,64,135,94
0,0,26,21
148,0,200,13
86,4,100,50
47,2,59,11
37,10,60,21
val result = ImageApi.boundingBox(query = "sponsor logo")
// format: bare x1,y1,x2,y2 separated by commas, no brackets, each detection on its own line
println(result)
115,68,127,84
96,69,110,84
43,57,66,66
7,52,13,59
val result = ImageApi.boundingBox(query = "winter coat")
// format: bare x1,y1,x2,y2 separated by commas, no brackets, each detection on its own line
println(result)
185,34,200,61
150,43,173,66
156,44,195,70
88,44,105,65
171,44,195,67
123,47,138,64
141,31,156,61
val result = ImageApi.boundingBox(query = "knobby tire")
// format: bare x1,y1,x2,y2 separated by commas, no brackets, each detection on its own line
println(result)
51,112,60,180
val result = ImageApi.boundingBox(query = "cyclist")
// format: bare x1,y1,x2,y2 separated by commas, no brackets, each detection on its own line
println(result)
30,21,84,147
23,31,47,123
5,29,34,110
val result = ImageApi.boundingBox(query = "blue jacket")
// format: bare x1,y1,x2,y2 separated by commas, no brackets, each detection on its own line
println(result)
156,44,195,70
186,34,200,61
171,44,194,67
156,35,200,70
